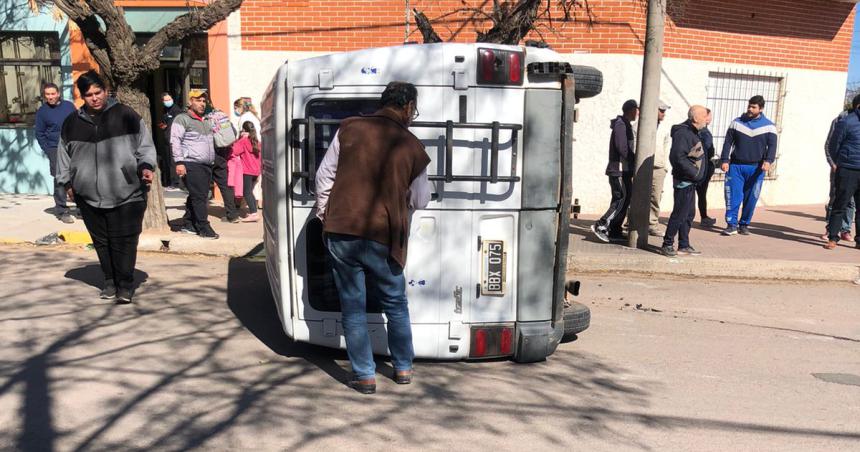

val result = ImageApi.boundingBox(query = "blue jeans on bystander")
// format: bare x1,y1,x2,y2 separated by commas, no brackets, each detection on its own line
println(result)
325,233,414,380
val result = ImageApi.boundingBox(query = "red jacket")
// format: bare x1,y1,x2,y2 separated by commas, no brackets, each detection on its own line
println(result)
231,136,261,176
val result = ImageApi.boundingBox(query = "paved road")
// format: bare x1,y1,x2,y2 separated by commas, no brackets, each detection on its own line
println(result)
1,245,858,451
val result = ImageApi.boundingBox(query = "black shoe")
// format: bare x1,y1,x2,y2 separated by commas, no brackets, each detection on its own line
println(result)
198,228,220,240
221,216,240,224
99,280,116,300
677,246,702,256
701,217,717,227
57,213,75,224
179,225,197,235
661,245,677,257
722,226,738,236
115,287,133,304
738,225,750,235
349,378,376,394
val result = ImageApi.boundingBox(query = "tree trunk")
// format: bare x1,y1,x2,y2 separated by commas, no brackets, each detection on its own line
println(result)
116,83,171,232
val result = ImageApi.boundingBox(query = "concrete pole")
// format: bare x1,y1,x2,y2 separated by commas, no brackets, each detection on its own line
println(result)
628,0,666,249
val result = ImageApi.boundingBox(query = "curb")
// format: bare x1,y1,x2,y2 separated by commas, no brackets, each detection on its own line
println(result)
138,233,262,257
569,253,860,283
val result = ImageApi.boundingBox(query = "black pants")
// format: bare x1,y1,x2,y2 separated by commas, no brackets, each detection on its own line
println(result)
77,198,146,290
663,184,697,249
183,162,214,230
828,166,860,243
696,162,715,219
44,148,69,215
213,153,239,220
158,142,180,188
243,174,258,214
597,174,632,236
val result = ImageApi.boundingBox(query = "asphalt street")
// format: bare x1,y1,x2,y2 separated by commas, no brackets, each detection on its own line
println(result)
0,245,858,451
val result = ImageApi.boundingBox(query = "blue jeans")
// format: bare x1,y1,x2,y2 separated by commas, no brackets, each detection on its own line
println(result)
827,170,856,232
724,163,765,227
325,233,414,380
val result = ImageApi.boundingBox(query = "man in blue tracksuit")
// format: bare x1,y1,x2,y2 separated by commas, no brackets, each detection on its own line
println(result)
719,95,778,236
824,100,860,250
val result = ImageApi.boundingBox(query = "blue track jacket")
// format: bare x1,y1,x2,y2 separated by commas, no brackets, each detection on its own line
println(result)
719,113,778,165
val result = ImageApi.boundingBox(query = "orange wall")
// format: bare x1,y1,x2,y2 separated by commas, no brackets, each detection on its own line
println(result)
240,0,855,71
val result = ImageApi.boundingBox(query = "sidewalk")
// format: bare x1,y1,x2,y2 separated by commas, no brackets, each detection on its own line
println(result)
570,205,860,283
2,192,859,282
0,191,262,257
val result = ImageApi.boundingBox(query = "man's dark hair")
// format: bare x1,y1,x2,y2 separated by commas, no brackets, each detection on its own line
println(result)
161,92,173,99
380,81,417,109
76,70,107,96
748,95,765,109
41,82,59,95
851,94,860,110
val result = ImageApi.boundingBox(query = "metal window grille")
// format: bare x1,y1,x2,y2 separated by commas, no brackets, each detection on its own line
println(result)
0,32,62,125
706,70,786,180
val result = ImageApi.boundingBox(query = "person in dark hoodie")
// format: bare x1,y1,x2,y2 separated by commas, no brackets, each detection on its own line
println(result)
56,71,157,304
591,99,638,242
696,108,717,227
719,95,778,236
661,105,708,257
824,96,860,250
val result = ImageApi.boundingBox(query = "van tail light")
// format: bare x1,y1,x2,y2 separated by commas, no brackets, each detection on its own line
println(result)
477,48,524,86
469,325,515,358
508,52,522,84
479,49,496,84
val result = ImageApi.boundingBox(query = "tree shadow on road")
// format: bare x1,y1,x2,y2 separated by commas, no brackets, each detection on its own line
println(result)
2,247,859,451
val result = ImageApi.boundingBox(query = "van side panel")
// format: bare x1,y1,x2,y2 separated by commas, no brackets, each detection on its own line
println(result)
521,89,562,209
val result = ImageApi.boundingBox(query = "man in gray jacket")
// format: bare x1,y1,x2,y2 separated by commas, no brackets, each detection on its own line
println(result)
170,89,219,239
56,70,156,303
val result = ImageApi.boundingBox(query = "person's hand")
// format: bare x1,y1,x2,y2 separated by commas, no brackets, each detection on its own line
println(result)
141,168,154,186
720,163,729,172
831,164,838,173
761,161,771,172
176,164,186,177
66,187,74,200
158,122,167,130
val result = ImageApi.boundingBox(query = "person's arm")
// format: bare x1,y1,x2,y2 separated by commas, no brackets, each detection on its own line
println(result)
720,124,735,164
56,135,73,198
170,118,187,176
828,119,847,169
612,121,629,160
409,167,432,210
824,118,838,168
135,118,157,184
34,110,49,151
763,129,778,167
315,131,340,222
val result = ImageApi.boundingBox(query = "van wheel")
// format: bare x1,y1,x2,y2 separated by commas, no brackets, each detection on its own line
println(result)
561,301,591,343
571,65,603,99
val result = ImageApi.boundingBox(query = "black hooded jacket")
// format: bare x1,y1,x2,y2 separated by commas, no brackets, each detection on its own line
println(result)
669,120,706,183
605,115,635,176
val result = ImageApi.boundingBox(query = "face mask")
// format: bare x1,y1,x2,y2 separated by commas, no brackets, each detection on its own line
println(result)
234,109,241,117
163,100,174,108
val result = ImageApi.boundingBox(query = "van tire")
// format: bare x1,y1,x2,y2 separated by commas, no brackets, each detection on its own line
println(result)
562,301,591,342
571,65,603,99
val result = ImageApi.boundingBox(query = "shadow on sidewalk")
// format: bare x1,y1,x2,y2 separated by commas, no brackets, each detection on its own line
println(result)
569,219,664,255
768,208,826,223
747,222,828,248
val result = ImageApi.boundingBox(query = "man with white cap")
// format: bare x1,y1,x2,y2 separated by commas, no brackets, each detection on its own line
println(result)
648,100,672,236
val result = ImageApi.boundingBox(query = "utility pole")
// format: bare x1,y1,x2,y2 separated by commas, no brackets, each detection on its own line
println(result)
628,0,666,249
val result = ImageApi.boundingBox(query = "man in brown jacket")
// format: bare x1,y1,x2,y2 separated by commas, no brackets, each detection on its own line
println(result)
315,81,432,394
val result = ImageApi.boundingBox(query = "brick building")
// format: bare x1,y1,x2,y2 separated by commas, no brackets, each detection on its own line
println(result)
226,0,858,214
2,0,857,217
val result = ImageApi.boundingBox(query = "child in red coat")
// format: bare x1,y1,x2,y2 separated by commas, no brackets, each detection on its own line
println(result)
232,121,262,222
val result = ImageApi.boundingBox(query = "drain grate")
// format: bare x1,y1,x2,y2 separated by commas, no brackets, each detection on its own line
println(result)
812,373,860,387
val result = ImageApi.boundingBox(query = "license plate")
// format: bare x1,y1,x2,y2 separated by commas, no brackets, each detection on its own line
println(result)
481,240,506,296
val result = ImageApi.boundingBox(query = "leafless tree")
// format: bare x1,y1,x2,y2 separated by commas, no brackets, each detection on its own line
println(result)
31,0,244,230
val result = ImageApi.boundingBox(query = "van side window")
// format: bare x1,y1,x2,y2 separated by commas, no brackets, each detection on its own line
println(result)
305,98,380,160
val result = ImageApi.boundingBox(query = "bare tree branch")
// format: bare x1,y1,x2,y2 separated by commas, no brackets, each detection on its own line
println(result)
144,0,243,62
412,8,442,43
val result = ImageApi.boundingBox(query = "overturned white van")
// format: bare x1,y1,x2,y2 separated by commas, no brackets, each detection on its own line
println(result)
260,42,601,362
